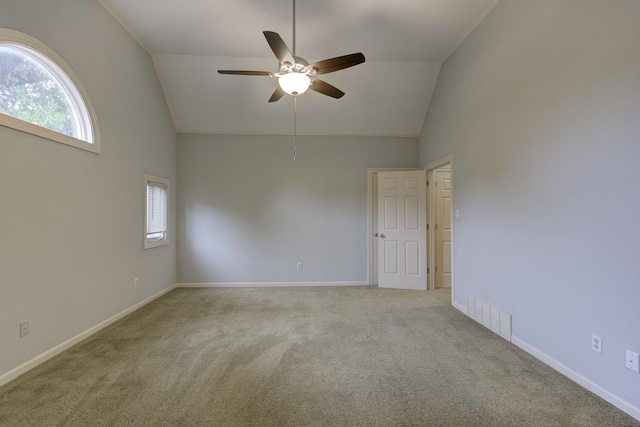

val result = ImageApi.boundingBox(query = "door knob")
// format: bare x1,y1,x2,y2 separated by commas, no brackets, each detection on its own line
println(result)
380,234,386,238
374,233,379,237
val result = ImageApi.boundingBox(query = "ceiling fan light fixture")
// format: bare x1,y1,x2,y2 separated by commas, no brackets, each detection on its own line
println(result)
278,72,311,96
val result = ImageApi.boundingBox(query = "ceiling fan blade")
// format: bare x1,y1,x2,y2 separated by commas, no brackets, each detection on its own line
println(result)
218,70,272,76
263,31,295,66
307,53,366,75
269,87,286,103
309,78,345,99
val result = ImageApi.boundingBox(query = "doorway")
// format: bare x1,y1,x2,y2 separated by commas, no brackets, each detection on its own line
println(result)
433,165,451,288
425,155,455,305
367,159,454,297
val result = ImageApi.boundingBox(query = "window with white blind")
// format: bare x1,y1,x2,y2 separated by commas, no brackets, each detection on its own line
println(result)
144,174,169,249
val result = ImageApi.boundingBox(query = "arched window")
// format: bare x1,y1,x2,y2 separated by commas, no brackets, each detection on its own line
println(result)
0,29,100,153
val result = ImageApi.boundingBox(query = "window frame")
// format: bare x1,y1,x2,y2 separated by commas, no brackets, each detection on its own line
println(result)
144,174,170,249
0,28,100,154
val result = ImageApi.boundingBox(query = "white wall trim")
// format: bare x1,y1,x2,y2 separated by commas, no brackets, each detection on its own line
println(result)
0,284,177,388
177,281,369,288
453,300,466,313
512,335,640,422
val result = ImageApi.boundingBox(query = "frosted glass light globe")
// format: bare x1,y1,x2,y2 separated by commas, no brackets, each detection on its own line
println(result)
278,72,311,96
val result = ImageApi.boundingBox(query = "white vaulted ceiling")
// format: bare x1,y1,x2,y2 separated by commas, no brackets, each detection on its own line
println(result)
98,0,500,136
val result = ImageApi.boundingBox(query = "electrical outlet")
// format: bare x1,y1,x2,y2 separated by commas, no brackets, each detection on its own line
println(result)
592,334,602,354
296,262,302,270
626,350,639,373
20,320,29,337
134,278,139,288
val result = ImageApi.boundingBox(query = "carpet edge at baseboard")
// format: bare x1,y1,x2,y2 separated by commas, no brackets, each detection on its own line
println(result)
0,284,177,388
511,335,640,423
176,281,369,288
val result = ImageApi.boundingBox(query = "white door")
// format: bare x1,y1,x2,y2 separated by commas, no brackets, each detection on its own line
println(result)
377,170,427,290
372,173,379,285
435,168,452,288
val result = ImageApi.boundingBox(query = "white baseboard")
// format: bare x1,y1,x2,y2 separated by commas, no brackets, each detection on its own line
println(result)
511,335,640,422
0,284,177,388
176,281,369,288
453,300,466,313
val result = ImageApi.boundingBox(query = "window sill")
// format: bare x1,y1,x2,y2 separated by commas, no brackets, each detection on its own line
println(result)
144,239,169,250
0,113,100,154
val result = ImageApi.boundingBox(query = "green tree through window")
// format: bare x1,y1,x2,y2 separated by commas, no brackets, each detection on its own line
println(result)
0,46,77,138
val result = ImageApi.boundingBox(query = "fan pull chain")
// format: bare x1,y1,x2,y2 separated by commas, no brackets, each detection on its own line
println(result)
293,95,297,161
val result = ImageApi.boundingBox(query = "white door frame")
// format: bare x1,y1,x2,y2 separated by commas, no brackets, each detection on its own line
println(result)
367,168,416,285
424,154,455,303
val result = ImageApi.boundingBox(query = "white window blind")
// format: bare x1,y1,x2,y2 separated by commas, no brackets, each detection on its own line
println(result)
144,174,169,249
146,182,167,240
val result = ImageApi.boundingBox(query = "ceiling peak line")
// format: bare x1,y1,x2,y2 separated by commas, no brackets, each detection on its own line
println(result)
176,129,420,139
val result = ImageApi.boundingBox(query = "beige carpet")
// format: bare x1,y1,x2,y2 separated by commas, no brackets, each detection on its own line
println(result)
0,286,638,426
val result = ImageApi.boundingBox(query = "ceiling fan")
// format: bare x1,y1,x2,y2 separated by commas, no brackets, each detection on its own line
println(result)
217,1,366,102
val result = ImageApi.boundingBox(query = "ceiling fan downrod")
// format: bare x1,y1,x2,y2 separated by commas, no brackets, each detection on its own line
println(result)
292,0,296,57
216,0,367,160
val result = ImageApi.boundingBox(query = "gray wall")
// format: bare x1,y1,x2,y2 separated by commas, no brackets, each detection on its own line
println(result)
0,0,177,378
419,0,640,411
178,134,417,283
